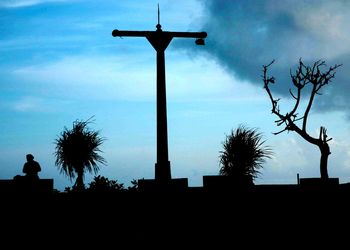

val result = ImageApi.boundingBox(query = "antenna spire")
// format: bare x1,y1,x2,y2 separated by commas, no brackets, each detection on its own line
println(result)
156,3,161,30
158,4,160,25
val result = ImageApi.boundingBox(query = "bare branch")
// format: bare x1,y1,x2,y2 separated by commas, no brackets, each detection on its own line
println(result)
289,89,297,100
303,84,317,131
265,60,275,68
315,63,342,92
273,127,288,135
276,119,285,126
263,59,338,142
303,62,341,131
319,126,323,140
263,60,285,122
293,116,304,122
290,88,301,116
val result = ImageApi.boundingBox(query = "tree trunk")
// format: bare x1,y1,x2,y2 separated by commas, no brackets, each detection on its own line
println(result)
319,143,330,180
74,168,85,191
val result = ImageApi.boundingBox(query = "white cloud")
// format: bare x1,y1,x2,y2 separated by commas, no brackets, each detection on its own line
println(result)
258,120,350,185
0,0,71,8
12,55,156,101
258,136,318,184
270,0,350,60
198,0,350,117
329,138,350,171
13,96,44,112
11,53,264,103
0,35,90,51
10,95,70,113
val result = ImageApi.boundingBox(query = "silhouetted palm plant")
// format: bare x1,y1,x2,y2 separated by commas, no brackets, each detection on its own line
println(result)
54,119,106,191
219,125,272,182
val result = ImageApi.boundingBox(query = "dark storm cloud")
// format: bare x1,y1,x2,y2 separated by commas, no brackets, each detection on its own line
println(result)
195,0,350,115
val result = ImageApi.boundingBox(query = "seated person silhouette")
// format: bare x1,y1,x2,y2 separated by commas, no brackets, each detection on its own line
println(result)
22,154,41,180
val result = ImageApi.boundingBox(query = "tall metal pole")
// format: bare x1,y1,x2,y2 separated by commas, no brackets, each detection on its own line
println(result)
112,19,207,183
155,40,170,180
155,7,169,180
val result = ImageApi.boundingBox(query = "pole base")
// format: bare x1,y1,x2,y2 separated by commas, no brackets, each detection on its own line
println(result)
155,161,171,181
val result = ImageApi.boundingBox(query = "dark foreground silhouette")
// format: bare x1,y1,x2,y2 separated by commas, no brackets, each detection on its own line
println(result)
5,154,53,193
22,153,41,179
0,179,348,246
112,15,206,182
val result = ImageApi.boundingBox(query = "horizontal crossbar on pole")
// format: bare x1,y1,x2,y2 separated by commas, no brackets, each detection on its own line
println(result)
112,30,207,39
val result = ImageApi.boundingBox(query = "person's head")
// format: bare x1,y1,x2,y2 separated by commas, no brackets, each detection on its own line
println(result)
26,154,34,161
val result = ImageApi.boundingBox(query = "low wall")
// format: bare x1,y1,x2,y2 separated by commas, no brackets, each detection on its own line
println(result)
138,178,188,192
0,179,54,193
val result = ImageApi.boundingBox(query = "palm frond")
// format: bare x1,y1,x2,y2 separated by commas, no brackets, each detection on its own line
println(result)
54,119,106,182
219,125,272,180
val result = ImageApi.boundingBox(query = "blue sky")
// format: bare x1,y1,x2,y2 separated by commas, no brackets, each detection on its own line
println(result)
1,0,350,191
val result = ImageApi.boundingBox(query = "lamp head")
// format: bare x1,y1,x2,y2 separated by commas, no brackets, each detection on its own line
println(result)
112,29,119,37
195,38,205,45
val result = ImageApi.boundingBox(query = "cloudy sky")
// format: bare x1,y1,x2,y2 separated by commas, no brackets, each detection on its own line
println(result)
1,0,350,191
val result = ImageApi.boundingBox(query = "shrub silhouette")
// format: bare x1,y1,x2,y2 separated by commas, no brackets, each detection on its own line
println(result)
88,175,125,192
127,179,139,192
219,125,272,182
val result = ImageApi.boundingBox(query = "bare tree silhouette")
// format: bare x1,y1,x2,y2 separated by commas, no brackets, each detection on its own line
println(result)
219,125,272,183
262,59,341,179
54,119,106,191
